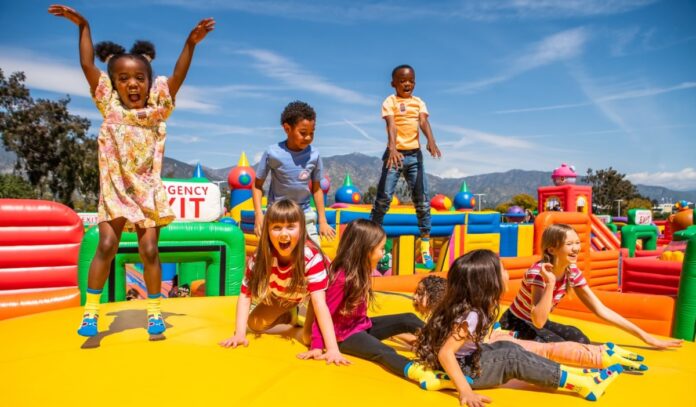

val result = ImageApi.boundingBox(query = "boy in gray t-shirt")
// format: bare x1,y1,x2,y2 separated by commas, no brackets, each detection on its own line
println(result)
253,101,335,245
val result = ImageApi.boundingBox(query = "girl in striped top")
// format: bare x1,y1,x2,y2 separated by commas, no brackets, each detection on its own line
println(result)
415,250,622,405
219,199,349,365
500,224,682,349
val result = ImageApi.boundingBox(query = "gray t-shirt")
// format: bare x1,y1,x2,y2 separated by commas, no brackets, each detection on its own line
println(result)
256,141,323,211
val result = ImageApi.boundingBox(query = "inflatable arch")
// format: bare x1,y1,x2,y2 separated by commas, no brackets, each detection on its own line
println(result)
77,222,246,303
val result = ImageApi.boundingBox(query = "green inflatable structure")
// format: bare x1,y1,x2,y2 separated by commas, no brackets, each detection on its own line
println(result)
621,209,658,257
77,222,246,304
673,227,696,341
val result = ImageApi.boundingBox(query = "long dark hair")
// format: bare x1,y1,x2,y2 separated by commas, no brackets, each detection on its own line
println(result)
415,250,504,376
247,199,314,304
330,219,385,316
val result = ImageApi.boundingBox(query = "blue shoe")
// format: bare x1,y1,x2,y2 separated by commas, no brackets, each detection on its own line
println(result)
422,253,435,269
77,314,98,337
147,314,166,335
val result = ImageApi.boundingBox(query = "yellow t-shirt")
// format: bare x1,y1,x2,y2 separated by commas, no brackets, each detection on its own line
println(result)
381,94,429,150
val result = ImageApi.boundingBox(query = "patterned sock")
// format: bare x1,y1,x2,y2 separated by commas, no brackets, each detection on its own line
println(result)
420,371,473,391
147,294,165,335
605,342,644,361
77,288,102,337
564,366,605,378
404,361,472,391
559,364,623,401
420,238,434,268
601,348,647,371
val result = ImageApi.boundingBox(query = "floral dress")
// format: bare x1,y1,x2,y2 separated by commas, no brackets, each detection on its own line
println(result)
93,71,175,231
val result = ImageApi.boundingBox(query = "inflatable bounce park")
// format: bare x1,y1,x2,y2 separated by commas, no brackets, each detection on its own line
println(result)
1,158,695,406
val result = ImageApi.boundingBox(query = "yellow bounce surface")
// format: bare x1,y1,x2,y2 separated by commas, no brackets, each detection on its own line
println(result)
1,293,694,407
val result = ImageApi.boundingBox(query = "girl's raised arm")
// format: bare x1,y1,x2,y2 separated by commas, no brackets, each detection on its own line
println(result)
168,18,215,99
48,5,100,92
575,285,683,349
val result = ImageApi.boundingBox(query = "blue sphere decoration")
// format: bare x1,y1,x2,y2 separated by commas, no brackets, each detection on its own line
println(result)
335,186,361,204
454,191,475,210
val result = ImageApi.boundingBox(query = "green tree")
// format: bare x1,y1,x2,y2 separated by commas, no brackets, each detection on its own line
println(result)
626,197,654,213
0,173,35,198
363,185,378,204
582,167,645,216
496,193,537,214
0,69,98,208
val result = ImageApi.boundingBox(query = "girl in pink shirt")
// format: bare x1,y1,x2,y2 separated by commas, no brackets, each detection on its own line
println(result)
298,219,445,386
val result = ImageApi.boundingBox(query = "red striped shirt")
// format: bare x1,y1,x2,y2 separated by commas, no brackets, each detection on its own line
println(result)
240,244,328,303
508,262,587,322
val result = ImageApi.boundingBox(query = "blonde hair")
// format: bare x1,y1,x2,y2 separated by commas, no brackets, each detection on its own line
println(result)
540,224,576,265
247,199,318,304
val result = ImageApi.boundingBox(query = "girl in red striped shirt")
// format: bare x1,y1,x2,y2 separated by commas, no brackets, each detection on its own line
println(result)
219,199,349,365
500,224,682,349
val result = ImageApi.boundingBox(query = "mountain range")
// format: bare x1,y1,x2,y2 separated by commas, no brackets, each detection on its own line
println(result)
1,145,694,207
163,153,695,207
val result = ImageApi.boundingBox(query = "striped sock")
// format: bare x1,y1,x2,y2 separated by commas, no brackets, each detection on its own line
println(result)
83,288,102,319
147,294,166,335
559,364,623,401
147,293,162,319
78,288,102,337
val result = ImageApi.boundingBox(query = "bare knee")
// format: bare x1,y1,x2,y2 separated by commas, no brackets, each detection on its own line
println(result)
96,236,119,260
138,241,159,265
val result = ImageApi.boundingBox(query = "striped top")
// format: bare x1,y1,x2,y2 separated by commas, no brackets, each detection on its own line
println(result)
508,262,587,323
240,244,328,303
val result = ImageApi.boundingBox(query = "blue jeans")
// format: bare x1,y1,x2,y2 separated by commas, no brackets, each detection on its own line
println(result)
458,341,561,389
370,149,431,236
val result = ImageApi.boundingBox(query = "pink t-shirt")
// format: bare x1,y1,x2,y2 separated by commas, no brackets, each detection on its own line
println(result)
310,269,372,350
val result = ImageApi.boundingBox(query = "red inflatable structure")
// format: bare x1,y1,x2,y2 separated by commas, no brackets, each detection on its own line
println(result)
0,199,83,319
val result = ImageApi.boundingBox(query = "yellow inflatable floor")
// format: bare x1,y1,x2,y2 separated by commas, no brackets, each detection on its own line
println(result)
1,292,694,406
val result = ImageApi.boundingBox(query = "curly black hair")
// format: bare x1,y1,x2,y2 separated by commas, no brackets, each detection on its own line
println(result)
418,275,447,312
95,40,156,87
391,64,415,79
280,100,316,126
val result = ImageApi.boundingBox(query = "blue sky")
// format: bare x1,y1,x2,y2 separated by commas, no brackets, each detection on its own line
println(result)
1,0,695,189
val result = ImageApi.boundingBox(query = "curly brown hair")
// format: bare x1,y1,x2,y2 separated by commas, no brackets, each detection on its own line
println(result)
414,250,504,377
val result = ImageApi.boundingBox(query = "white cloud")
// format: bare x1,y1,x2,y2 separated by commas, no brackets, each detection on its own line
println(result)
495,81,696,114
0,47,219,113
438,167,470,179
168,135,204,143
610,27,641,56
167,119,259,136
149,0,655,22
237,49,375,105
451,27,588,93
0,47,90,97
493,0,657,19
342,119,381,144
628,168,696,191
436,124,536,149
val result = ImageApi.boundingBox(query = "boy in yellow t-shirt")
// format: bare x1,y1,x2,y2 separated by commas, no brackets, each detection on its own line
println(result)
370,64,441,268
